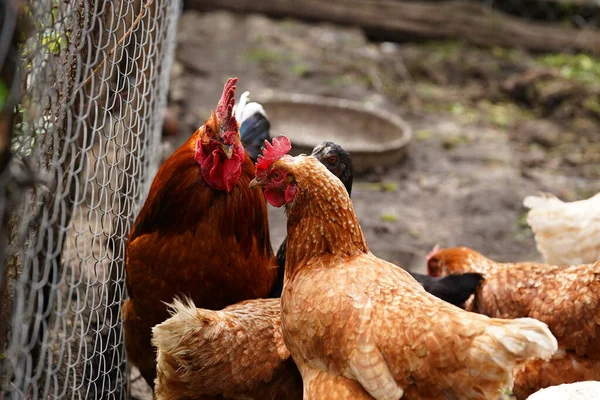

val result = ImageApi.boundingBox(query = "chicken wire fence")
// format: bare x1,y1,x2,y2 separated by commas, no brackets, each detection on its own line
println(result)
0,0,180,398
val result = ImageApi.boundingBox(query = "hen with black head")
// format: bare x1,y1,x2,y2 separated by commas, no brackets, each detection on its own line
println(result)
269,141,483,307
311,142,354,196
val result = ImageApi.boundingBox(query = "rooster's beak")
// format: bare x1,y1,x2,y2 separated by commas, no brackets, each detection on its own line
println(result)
221,144,234,159
249,178,264,189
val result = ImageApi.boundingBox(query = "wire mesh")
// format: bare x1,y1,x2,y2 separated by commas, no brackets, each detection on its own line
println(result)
0,0,180,398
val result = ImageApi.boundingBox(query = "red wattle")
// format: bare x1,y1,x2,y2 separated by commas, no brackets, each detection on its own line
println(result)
264,189,286,207
196,141,243,192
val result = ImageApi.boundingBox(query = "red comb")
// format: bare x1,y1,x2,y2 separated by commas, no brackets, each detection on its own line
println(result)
425,244,440,262
216,77,238,133
256,136,292,176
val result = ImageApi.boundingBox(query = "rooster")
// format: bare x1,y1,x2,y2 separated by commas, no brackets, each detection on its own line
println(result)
523,192,600,266
427,246,600,398
271,141,484,307
250,136,558,399
122,78,277,388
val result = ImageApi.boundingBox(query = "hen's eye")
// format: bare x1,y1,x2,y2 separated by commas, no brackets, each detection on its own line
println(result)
272,171,282,180
327,155,337,164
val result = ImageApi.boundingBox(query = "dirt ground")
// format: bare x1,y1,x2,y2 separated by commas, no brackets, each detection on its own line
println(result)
131,9,600,398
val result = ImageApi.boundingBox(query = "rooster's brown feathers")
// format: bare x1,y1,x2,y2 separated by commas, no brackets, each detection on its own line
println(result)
123,114,276,388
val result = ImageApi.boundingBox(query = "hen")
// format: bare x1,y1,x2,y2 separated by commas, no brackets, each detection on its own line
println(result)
123,78,277,388
152,298,302,400
523,192,600,266
426,246,600,357
251,136,558,400
271,142,484,307
427,246,600,398
149,141,476,399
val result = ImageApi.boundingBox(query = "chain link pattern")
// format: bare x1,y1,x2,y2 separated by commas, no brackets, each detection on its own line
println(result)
0,0,180,398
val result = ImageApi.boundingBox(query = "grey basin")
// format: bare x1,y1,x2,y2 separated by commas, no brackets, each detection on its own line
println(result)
257,92,412,173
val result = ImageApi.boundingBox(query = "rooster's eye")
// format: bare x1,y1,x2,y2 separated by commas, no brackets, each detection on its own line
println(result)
327,155,337,164
272,171,282,180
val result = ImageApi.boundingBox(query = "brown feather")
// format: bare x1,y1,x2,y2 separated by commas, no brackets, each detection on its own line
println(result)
152,297,302,400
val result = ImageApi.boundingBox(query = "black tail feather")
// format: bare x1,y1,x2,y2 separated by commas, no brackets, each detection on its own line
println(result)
240,113,271,162
409,271,484,307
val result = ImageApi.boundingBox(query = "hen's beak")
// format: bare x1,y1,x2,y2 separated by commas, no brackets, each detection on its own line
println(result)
221,144,234,159
249,177,264,189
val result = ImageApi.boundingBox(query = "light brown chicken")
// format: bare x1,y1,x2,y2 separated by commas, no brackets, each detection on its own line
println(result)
426,246,600,358
249,136,558,400
151,298,302,400
427,246,600,398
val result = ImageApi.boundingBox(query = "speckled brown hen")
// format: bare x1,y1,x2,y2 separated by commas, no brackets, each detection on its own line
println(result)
427,246,600,398
249,136,558,400
151,298,302,400
427,247,600,358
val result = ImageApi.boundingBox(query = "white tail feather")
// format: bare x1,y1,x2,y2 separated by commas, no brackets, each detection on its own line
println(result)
476,317,558,373
491,317,557,360
234,90,267,123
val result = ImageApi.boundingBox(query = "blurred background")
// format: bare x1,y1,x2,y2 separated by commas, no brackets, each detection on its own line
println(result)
166,0,600,273
0,0,599,399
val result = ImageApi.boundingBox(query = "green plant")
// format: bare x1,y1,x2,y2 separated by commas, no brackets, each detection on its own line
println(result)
245,48,282,65
415,129,433,141
290,62,310,77
380,213,398,222
536,53,600,85
0,79,8,110
41,31,66,55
